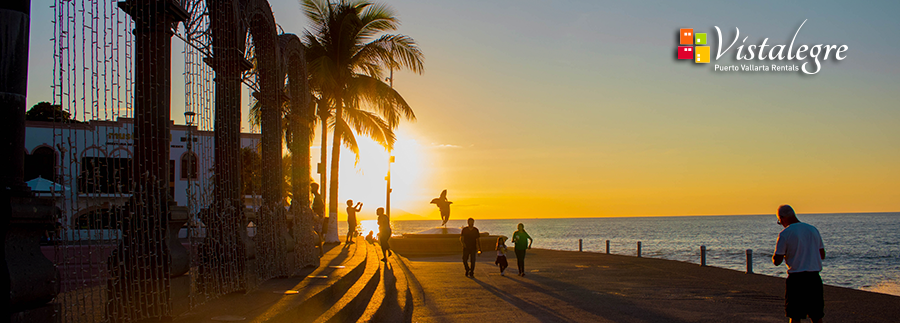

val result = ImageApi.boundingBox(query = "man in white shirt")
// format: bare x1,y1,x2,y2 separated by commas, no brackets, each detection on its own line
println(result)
773,205,826,323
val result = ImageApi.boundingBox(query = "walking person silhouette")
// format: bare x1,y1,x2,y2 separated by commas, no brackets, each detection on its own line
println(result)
495,236,509,276
773,205,826,323
460,218,482,277
512,223,533,276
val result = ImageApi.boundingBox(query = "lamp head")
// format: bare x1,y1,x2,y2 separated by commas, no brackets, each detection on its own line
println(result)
184,111,196,126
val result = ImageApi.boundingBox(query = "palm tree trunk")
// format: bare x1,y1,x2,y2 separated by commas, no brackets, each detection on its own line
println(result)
326,96,343,243
290,113,308,208
318,110,328,233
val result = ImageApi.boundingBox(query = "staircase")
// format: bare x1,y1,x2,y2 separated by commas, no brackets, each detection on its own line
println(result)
174,236,415,323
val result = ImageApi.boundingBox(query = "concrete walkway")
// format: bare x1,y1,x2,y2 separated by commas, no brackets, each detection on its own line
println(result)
173,241,365,323
402,248,900,322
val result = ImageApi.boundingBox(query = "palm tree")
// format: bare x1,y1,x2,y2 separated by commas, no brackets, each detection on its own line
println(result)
248,93,311,205
302,0,424,237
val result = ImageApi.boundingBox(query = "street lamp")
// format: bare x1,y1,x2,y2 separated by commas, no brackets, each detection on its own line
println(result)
184,111,196,216
386,155,394,217
385,72,394,217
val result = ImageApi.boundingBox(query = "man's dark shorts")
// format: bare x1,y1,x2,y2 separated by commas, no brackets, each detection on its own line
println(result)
785,271,824,320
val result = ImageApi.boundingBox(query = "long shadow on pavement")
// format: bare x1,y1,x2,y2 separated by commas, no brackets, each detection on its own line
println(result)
324,242,354,268
471,277,573,322
509,273,691,323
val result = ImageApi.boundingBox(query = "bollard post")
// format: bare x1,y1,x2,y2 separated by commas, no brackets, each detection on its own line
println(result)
579,239,583,252
637,241,642,257
606,240,610,254
746,249,753,274
700,245,707,266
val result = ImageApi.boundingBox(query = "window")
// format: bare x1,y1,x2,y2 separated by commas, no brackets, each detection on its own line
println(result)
77,157,131,194
181,153,198,180
25,146,57,181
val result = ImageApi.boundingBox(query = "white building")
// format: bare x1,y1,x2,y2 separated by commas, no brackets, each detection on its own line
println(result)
25,118,260,230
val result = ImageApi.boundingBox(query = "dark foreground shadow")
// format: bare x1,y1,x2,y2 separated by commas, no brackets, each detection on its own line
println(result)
508,273,691,323
471,278,572,322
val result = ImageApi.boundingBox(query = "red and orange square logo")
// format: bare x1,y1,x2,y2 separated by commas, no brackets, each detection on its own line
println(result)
677,28,709,64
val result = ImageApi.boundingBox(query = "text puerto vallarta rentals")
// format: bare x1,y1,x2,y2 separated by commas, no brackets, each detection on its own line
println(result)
714,64,799,72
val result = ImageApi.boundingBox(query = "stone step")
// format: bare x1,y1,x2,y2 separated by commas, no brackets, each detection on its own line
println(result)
358,246,414,322
357,247,388,322
392,255,414,322
262,239,370,323
311,240,380,323
172,238,368,323
395,254,426,322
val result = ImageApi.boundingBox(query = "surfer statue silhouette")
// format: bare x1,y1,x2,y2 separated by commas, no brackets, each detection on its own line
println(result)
431,189,453,227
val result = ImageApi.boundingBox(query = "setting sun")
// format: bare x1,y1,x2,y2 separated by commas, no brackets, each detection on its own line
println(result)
316,127,431,222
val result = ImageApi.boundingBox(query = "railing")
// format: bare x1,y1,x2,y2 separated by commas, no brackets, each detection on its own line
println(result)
577,240,757,274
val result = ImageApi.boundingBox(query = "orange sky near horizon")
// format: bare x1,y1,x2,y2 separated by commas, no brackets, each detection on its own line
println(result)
328,126,899,221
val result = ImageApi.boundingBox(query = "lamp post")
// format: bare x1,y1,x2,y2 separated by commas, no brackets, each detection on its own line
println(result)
386,155,394,217
385,71,394,217
184,111,196,216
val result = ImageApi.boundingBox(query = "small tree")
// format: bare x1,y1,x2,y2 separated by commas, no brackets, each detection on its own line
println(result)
26,102,76,122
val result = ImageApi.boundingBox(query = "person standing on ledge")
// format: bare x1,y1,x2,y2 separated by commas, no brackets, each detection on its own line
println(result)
377,207,393,262
460,218,482,277
345,200,362,244
773,205,826,323
512,223,533,276
431,189,453,227
311,183,325,254
311,183,325,232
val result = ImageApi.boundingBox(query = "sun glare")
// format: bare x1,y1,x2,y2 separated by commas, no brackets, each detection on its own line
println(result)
325,128,429,221
359,220,379,237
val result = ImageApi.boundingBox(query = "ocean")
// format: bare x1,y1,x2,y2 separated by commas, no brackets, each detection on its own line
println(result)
342,213,900,296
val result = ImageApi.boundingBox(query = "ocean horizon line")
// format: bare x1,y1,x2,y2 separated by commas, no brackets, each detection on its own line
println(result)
384,211,900,222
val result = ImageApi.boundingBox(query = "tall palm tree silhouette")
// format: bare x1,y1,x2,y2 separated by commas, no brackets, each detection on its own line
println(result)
301,0,423,240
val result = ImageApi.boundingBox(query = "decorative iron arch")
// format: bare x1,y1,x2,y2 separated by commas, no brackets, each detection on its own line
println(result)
241,0,284,211
278,33,318,269
80,145,108,159
278,33,311,209
240,0,288,280
107,147,133,158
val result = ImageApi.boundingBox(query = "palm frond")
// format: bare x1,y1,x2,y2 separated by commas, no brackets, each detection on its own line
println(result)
356,2,399,39
301,0,331,28
343,107,395,149
335,118,361,164
307,54,339,91
346,74,415,125
349,33,423,80
379,34,425,74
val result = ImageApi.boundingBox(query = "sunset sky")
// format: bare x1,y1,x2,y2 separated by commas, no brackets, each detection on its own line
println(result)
25,0,900,220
